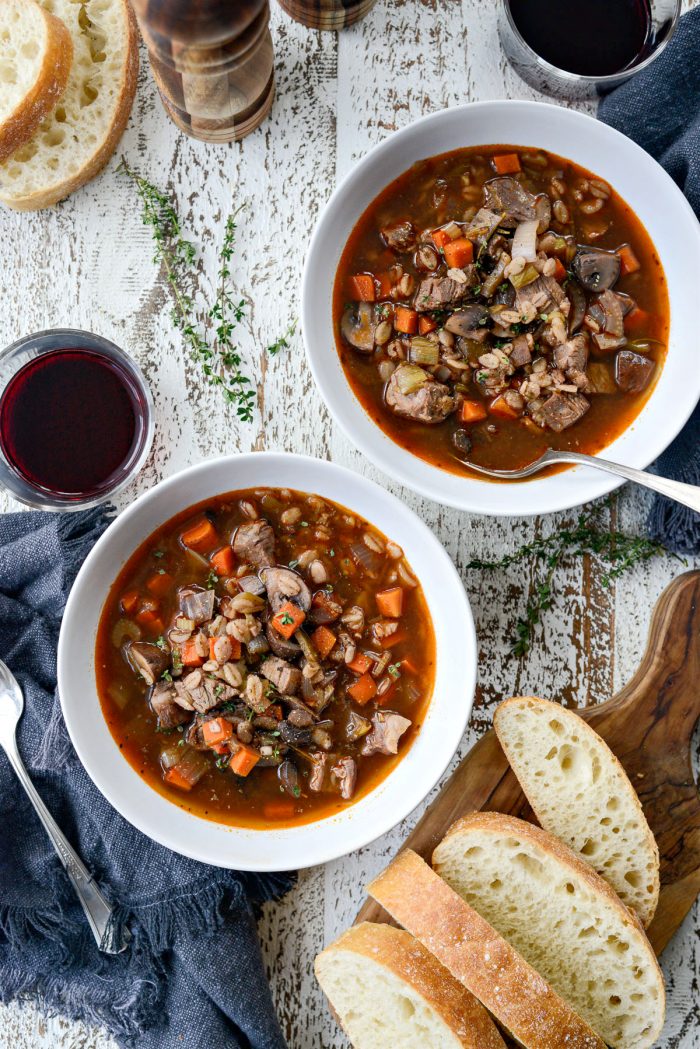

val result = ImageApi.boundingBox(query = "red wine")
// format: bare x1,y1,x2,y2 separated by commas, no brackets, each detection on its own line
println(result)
509,0,652,77
0,348,141,497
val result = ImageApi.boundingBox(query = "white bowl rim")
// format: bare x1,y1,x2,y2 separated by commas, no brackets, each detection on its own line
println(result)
58,452,476,871
302,99,700,517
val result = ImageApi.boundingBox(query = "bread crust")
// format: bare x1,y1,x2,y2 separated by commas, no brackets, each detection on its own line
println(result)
368,849,606,1049
0,0,74,162
0,0,139,210
315,922,506,1049
494,694,660,926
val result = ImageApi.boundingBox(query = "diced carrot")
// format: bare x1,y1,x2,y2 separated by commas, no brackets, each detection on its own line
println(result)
210,546,235,576
551,257,567,282
180,637,205,667
211,742,230,755
348,672,378,706
379,626,408,650
228,636,242,660
347,274,375,301
493,153,521,175
164,767,195,791
146,572,173,597
263,703,283,720
617,244,640,276
311,625,337,659
376,587,405,618
376,271,393,297
347,652,373,675
202,718,234,746
489,395,520,419
271,600,306,639
418,316,438,335
120,589,140,616
460,399,488,424
443,237,474,269
431,228,452,249
135,607,164,635
624,305,649,332
181,518,218,554
394,306,418,335
230,743,261,777
263,800,297,820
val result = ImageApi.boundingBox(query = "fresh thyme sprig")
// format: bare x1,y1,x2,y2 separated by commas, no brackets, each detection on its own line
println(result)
468,500,682,657
120,160,255,417
267,319,297,356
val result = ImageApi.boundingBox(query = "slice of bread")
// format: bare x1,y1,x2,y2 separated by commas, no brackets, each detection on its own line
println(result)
368,849,606,1049
494,695,660,927
433,812,665,1049
0,0,138,210
0,0,73,161
314,922,507,1049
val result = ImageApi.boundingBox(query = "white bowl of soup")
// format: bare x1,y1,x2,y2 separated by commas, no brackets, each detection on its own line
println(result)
302,100,700,515
58,453,475,870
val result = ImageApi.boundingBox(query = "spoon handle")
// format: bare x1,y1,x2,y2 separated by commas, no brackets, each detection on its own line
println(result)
548,451,700,513
2,740,129,954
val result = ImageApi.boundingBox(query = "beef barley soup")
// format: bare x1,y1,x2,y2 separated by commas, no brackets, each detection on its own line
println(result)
96,487,435,829
334,145,669,477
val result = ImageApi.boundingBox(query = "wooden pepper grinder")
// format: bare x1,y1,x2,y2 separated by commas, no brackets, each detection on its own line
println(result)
277,0,378,31
130,0,275,143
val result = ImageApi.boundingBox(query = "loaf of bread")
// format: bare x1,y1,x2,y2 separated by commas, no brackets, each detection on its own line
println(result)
368,848,606,1049
433,812,665,1049
314,922,506,1049
0,0,73,161
0,0,138,209
494,695,660,926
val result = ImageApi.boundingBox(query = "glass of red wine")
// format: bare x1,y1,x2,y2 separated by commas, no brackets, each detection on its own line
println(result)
0,329,154,510
499,0,680,99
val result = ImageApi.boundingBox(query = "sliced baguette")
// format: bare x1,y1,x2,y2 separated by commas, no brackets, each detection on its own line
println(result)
433,812,665,1049
368,849,606,1049
494,695,660,926
314,922,506,1049
0,0,73,161
0,0,138,209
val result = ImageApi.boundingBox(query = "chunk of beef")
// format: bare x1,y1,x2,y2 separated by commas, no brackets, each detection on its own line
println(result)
572,247,621,292
615,351,655,393
177,672,236,715
308,752,330,792
260,655,302,696
538,391,590,433
385,367,456,424
261,566,312,613
150,681,189,729
592,332,627,353
361,712,412,756
341,302,376,353
596,289,625,337
127,641,168,686
515,274,565,316
331,757,357,800
381,220,416,253
464,207,503,245
509,334,532,368
179,587,215,625
233,520,276,569
444,304,491,336
554,333,589,376
414,276,467,312
483,177,549,229
567,278,587,334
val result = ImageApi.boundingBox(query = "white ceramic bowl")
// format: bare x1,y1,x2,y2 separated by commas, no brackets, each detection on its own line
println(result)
58,453,475,870
303,100,700,516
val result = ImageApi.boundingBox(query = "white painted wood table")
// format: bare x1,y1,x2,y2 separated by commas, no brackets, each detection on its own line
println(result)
1,1,699,1045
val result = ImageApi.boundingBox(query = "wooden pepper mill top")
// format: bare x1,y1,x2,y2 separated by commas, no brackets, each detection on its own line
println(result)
130,0,275,143
277,0,379,31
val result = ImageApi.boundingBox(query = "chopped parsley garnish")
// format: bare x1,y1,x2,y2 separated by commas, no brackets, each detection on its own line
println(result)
280,612,294,626
292,785,301,798
205,570,219,589
288,558,299,569
153,550,165,559
387,663,402,679
155,635,166,650
161,669,173,682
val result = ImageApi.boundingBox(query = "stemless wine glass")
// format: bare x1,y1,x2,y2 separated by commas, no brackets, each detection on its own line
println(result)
499,0,681,100
0,329,154,511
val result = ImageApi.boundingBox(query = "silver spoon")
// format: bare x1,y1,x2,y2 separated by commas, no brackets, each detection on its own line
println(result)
463,448,700,513
0,658,129,954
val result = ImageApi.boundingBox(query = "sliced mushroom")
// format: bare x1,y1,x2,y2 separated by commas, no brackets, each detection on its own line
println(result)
260,566,312,613
127,641,168,686
265,619,301,660
341,301,375,353
444,304,490,336
278,720,313,746
277,760,301,798
572,247,621,293
361,711,412,756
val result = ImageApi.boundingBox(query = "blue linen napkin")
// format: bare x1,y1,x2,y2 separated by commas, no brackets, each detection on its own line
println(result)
0,508,293,1048
598,7,700,554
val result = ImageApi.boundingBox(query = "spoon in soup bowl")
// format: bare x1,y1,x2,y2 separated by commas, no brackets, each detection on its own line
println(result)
0,658,129,953
464,448,700,512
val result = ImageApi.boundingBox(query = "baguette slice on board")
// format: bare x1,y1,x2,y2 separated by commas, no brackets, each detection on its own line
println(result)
494,695,660,927
433,812,665,1049
0,0,138,210
368,849,605,1049
315,922,506,1049
0,0,73,161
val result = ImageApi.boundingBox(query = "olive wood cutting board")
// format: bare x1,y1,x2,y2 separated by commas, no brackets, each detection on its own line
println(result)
357,569,700,958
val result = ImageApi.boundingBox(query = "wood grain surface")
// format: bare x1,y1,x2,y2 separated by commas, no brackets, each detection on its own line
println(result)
0,1,698,1046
